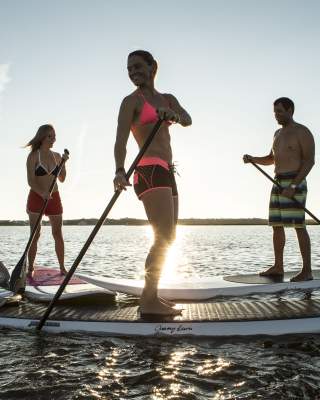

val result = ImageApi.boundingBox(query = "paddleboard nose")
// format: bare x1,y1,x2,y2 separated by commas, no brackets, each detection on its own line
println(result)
0,261,10,290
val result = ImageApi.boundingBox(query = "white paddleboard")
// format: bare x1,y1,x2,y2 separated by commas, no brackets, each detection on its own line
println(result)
1,296,320,337
0,287,21,307
25,267,115,304
76,270,320,300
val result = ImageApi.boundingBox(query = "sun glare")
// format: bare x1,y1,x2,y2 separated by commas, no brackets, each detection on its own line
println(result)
140,225,194,283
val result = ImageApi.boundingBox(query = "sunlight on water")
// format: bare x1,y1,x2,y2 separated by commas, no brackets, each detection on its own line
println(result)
197,357,230,376
151,350,196,399
162,350,185,379
212,391,227,400
1,226,320,399
86,388,101,399
97,348,122,388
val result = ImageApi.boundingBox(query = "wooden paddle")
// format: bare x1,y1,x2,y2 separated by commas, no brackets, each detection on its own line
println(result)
9,149,69,293
250,161,320,224
37,119,164,330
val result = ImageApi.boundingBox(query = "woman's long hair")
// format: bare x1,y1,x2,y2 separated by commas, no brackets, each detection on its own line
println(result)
26,124,54,152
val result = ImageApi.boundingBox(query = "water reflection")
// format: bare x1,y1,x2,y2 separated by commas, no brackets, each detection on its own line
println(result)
1,226,320,399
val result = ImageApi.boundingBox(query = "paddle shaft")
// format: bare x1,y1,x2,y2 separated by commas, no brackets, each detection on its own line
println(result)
37,119,163,330
250,161,320,224
9,149,69,292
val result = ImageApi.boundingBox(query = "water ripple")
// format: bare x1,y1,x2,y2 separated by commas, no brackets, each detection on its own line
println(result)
1,226,320,399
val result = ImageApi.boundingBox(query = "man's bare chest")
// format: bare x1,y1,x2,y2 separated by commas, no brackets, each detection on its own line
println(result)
273,132,300,154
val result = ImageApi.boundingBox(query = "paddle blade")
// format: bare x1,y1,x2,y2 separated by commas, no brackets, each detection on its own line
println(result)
9,254,27,294
0,261,10,289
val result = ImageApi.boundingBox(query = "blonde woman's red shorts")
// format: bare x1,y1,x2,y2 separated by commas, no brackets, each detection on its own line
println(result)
27,190,63,216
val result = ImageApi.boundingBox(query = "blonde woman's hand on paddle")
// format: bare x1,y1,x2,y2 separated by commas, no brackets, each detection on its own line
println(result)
62,152,69,162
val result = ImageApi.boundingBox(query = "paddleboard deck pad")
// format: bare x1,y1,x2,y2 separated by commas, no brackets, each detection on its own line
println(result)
76,270,320,300
25,268,115,305
1,297,320,337
224,270,320,284
27,268,85,286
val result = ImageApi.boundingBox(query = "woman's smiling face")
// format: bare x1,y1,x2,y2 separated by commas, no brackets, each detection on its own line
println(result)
127,55,153,87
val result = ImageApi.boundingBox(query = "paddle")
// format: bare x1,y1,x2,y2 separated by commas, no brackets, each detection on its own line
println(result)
9,149,69,294
36,119,164,330
250,161,320,224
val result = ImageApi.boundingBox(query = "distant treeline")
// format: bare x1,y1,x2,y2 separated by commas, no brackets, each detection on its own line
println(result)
1,218,317,226
0,218,316,226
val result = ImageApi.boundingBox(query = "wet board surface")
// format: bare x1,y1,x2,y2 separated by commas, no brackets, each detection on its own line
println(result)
25,267,115,305
27,268,85,286
223,270,320,284
1,297,320,336
77,270,320,300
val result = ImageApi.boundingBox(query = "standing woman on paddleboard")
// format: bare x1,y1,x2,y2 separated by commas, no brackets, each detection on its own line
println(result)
26,124,69,277
113,50,192,316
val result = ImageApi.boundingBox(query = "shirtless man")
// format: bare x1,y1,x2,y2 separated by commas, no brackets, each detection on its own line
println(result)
243,97,315,282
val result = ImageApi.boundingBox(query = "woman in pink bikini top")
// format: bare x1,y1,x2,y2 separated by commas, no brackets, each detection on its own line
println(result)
113,50,192,317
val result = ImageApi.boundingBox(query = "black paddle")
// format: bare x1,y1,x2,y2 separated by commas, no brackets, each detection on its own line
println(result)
9,149,69,294
37,119,163,330
250,161,320,224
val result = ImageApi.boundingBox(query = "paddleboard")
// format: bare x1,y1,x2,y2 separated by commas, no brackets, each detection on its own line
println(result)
0,296,320,337
0,288,21,307
25,268,115,305
76,270,320,300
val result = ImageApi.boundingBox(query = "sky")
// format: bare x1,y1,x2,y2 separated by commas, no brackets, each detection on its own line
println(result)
0,0,319,220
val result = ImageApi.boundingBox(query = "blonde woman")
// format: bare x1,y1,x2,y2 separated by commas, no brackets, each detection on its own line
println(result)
26,124,69,277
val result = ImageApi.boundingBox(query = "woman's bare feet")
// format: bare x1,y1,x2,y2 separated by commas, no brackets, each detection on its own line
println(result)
259,265,284,277
27,266,35,278
60,266,68,275
290,270,313,282
140,297,182,316
159,297,176,307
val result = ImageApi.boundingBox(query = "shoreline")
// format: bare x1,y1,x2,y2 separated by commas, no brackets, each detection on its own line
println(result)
0,218,317,226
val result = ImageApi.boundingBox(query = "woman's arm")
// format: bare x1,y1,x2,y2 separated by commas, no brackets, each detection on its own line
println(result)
55,152,67,182
26,153,45,196
114,95,136,170
113,95,136,190
164,93,192,127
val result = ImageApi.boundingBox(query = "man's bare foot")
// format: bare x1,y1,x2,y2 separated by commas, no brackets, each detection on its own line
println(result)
140,298,182,316
290,271,313,282
60,267,68,275
160,297,176,307
259,266,284,276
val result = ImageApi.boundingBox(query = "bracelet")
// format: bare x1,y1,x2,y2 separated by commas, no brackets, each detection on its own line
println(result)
115,167,126,175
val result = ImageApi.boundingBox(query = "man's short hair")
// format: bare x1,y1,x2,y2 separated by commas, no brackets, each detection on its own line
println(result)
273,97,295,114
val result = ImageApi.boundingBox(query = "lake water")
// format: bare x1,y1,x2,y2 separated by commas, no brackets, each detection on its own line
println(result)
0,225,320,399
